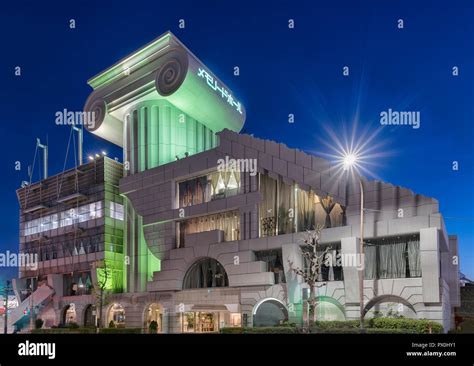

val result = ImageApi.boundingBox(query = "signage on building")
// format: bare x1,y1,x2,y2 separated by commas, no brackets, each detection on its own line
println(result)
197,68,243,114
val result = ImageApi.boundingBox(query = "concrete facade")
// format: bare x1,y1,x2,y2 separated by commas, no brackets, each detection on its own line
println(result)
112,128,460,332
15,32,460,333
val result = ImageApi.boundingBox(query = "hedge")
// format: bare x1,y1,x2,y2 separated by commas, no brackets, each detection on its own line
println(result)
312,320,362,329
310,328,416,334
221,318,443,334
221,327,298,334
32,327,142,334
98,328,142,334
367,318,443,333
32,328,96,334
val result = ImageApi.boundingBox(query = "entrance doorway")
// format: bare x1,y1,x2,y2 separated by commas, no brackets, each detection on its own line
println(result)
62,304,77,325
145,303,163,333
183,312,221,333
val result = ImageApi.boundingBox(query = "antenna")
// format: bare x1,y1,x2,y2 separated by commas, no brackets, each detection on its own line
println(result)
36,138,48,179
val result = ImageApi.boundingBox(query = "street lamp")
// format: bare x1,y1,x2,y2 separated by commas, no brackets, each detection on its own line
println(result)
2,280,12,334
20,284,35,332
343,152,365,331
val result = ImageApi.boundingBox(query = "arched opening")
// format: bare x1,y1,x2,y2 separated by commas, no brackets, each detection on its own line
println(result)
183,257,228,289
107,303,126,328
145,303,163,333
62,304,77,325
364,295,417,319
315,296,345,321
83,304,96,327
253,299,288,327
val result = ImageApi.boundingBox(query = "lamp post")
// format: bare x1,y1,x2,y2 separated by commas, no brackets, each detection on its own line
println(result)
3,280,12,334
21,285,34,332
343,153,365,331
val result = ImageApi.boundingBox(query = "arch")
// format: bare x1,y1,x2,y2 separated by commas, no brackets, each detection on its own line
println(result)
143,302,164,333
363,295,417,318
253,298,288,327
106,303,126,328
61,304,77,325
83,304,96,327
183,257,229,289
315,296,346,321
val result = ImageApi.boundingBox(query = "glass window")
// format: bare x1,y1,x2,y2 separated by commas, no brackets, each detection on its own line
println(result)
258,173,346,238
255,249,286,284
183,258,228,289
23,201,105,236
178,210,240,247
178,171,240,208
364,235,421,279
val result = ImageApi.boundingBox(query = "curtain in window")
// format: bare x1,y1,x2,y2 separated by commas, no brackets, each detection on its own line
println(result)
329,203,344,228
321,251,331,281
278,180,295,234
180,211,240,243
296,188,315,232
320,196,336,228
367,237,420,279
227,171,240,194
390,242,406,278
259,174,277,236
333,250,344,280
378,244,391,279
364,245,377,280
407,239,421,277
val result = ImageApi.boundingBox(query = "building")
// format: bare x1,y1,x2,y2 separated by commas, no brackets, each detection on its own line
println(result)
12,31,460,333
11,156,127,329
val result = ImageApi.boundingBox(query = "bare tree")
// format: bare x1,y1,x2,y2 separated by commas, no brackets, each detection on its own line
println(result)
288,225,330,329
93,259,112,329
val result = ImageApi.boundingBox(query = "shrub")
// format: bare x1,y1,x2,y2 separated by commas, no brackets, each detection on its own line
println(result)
99,327,142,334
220,327,244,334
32,327,96,334
35,318,44,329
220,327,298,334
369,318,443,334
149,320,158,334
312,320,363,330
67,322,79,329
309,319,442,334
108,320,116,328
277,320,297,327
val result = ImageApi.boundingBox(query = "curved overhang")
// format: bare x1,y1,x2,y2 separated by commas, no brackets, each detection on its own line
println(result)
84,31,246,147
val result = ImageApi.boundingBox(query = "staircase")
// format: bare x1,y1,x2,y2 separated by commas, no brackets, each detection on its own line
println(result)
8,284,54,330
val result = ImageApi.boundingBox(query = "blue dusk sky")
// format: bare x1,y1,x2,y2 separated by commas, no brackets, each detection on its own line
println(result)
0,0,472,283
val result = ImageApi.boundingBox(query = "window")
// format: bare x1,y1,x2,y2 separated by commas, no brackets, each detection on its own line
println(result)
302,243,344,282
253,300,288,327
183,258,228,289
63,271,93,296
364,234,421,279
109,202,124,220
255,249,286,284
178,171,241,208
259,173,345,238
178,210,240,247
23,201,104,236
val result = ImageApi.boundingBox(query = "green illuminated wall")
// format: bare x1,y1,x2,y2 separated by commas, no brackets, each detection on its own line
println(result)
97,158,126,293
123,195,161,292
125,99,217,174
